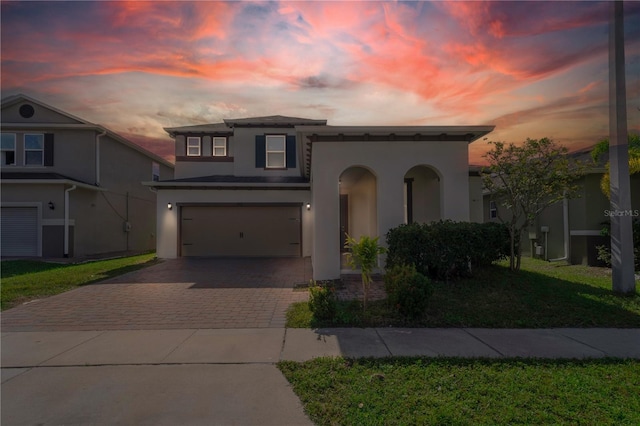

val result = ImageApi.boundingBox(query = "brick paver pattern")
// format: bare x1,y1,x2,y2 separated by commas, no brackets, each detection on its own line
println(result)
1,258,312,331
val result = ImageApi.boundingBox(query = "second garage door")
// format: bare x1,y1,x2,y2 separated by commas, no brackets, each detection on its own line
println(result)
180,205,301,257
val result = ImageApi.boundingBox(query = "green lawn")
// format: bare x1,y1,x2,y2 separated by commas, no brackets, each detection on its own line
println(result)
278,357,640,426
288,257,640,328
1,253,158,310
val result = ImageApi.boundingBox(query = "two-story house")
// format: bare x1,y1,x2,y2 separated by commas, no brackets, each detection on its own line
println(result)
1,94,174,258
145,116,494,280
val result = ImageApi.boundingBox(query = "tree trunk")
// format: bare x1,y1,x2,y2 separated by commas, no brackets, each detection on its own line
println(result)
515,228,523,271
509,225,517,271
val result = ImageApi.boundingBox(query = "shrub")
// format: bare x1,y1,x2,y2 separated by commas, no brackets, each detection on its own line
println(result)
386,220,509,281
596,219,640,272
344,234,386,311
384,264,433,319
308,281,337,321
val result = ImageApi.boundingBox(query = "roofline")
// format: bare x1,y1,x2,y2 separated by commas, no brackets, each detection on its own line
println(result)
143,181,310,189
0,178,106,191
296,125,495,140
1,93,97,126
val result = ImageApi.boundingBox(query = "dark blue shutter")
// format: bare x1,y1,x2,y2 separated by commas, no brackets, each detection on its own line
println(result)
44,133,54,166
286,135,296,168
255,135,266,168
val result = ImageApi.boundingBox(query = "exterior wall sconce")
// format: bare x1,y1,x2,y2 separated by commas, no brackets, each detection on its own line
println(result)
167,202,172,210
306,203,311,211
48,201,55,210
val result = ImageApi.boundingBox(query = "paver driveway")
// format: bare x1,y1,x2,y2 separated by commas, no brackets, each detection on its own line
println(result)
1,258,311,331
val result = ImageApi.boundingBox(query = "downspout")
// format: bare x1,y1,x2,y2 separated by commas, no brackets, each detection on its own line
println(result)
549,195,570,262
64,185,77,258
95,129,107,186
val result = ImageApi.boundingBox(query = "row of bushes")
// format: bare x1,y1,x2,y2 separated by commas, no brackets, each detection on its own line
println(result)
309,265,433,321
309,221,510,322
385,220,510,281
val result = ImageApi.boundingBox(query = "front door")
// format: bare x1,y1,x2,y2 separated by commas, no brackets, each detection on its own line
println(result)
339,194,348,252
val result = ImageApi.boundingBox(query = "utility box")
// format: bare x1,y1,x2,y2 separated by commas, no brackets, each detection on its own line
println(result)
123,222,132,233
535,245,544,256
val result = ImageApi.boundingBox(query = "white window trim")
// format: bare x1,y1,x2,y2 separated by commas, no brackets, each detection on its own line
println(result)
1,133,16,166
489,200,497,219
24,133,44,166
186,137,201,157
212,137,227,157
265,135,286,169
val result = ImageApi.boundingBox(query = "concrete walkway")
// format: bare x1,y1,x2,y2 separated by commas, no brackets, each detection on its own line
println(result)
2,327,639,425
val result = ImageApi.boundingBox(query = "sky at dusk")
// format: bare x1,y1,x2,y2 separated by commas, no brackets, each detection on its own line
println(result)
2,1,640,165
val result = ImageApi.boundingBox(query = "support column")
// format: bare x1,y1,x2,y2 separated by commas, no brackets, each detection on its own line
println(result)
608,0,635,294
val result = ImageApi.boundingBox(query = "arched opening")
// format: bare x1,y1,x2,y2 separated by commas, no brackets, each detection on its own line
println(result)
404,165,441,224
339,166,377,252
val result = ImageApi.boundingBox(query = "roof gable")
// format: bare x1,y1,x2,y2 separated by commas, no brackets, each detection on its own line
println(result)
1,94,90,125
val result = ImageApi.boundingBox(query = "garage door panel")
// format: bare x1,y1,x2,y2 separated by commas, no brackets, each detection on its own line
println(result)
180,205,301,257
1,207,39,257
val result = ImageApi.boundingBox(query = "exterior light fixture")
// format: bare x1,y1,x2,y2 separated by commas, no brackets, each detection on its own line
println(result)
306,203,311,211
48,201,55,210
167,202,172,210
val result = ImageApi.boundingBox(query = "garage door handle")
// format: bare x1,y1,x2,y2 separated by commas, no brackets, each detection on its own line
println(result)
183,243,193,246
240,232,244,238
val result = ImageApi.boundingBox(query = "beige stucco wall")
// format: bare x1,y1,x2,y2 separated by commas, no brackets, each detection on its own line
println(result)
155,188,312,258
311,139,471,280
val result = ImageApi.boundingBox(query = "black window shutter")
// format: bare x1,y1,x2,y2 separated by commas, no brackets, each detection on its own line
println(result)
255,135,266,168
286,135,296,168
44,133,54,166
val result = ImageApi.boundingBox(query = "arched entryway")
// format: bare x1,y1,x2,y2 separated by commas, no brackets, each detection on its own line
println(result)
404,165,441,224
339,166,377,251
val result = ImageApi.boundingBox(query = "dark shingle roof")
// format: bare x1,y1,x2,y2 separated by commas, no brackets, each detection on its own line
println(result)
164,175,309,184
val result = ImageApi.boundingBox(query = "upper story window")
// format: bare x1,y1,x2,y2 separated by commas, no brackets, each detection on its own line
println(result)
489,200,498,219
1,133,16,166
187,137,201,156
24,134,44,166
213,137,227,157
265,135,286,168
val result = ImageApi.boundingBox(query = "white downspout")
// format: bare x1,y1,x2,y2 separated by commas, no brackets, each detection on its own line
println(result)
64,185,77,258
95,129,107,186
549,196,570,262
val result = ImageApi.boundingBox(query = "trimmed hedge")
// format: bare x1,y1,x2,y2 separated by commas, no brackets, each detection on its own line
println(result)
385,220,510,281
384,264,433,319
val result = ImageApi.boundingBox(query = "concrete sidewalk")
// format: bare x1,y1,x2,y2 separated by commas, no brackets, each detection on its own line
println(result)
2,327,639,425
3,327,639,368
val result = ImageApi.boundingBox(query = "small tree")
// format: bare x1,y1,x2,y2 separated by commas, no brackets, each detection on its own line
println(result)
591,133,640,198
483,138,586,271
344,234,386,311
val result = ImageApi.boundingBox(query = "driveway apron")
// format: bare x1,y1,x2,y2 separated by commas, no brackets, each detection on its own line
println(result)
1,258,311,331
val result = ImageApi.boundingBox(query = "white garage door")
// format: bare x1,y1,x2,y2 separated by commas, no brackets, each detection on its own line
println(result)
180,205,301,257
1,207,39,257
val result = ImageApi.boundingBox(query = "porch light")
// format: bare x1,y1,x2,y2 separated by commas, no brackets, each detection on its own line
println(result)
48,201,55,210
167,202,172,210
306,203,311,211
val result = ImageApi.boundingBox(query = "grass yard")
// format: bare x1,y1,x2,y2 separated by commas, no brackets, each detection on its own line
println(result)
1,253,158,310
287,257,640,328
278,357,640,426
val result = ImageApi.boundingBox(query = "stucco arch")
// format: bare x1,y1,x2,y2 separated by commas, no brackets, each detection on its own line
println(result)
404,164,442,224
339,166,378,249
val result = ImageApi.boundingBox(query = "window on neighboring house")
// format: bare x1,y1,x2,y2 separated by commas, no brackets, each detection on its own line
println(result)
265,135,286,168
213,137,227,157
187,137,201,156
24,134,44,165
152,162,160,181
1,133,16,166
489,200,497,219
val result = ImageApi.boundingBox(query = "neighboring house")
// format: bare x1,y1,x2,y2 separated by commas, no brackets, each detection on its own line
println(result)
1,94,174,258
146,115,493,280
483,147,640,265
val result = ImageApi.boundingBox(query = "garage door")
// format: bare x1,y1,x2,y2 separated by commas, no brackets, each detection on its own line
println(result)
180,205,301,257
1,207,39,257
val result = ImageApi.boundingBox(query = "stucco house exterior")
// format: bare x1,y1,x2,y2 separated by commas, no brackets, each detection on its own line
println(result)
146,116,494,280
483,147,640,265
1,94,174,258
